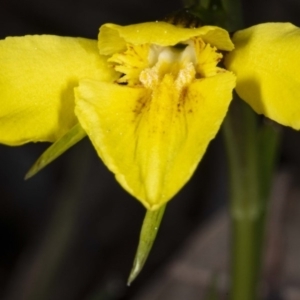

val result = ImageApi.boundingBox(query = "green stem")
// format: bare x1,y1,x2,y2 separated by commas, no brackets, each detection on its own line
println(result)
223,101,259,300
223,100,280,300
231,215,266,300
212,0,279,297
220,0,243,31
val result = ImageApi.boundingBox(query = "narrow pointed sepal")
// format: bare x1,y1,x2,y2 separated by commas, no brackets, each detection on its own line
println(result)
25,124,86,179
224,23,300,129
127,204,166,285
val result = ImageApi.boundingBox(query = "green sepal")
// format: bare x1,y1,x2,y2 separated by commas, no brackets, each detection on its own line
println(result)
127,204,166,285
25,123,86,179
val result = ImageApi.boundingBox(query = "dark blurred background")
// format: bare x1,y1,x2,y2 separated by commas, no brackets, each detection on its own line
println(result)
0,1,300,299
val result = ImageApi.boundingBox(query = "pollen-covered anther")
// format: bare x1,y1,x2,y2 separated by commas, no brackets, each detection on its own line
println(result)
139,43,198,90
175,62,196,91
139,66,160,89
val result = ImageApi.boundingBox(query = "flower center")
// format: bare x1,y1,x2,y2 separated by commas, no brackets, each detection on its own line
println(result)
108,37,223,89
139,44,196,91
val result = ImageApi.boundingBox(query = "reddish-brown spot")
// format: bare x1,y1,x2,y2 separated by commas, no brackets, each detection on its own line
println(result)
132,92,151,119
177,87,188,112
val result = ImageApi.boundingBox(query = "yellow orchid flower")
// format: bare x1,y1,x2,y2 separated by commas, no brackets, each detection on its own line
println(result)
0,21,299,210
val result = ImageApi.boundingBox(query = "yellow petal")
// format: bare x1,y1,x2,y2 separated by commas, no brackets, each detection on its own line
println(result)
0,35,116,145
75,72,235,210
224,23,300,129
98,22,234,56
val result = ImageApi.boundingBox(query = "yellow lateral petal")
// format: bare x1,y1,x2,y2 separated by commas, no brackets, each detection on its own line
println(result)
0,35,116,145
224,23,300,129
98,22,234,55
75,72,235,210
